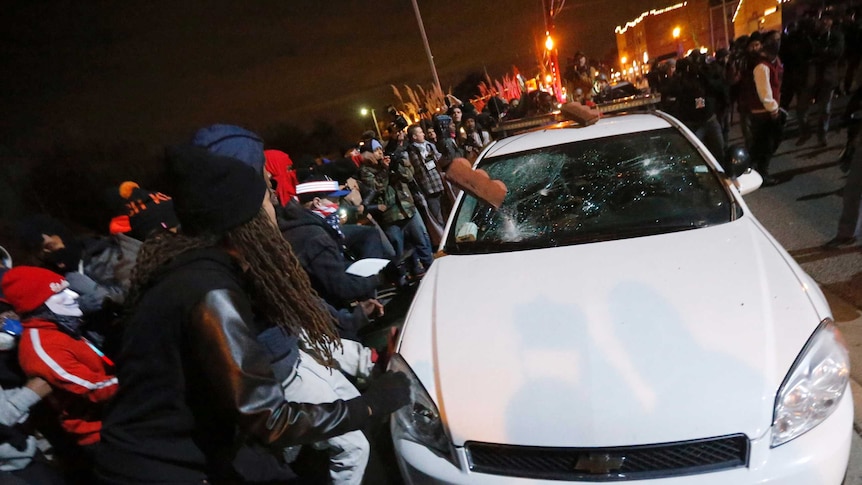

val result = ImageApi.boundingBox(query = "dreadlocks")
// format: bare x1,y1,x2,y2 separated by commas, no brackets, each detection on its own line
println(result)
225,208,340,366
127,206,340,366
127,231,218,308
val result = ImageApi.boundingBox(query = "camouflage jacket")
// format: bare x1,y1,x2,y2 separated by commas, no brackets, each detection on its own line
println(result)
358,161,417,225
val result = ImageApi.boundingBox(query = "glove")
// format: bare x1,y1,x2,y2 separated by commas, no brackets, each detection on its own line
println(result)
63,271,110,313
378,260,404,288
361,371,410,417
0,424,29,451
63,271,99,295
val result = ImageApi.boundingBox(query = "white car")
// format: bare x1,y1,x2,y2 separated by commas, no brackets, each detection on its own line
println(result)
389,112,852,484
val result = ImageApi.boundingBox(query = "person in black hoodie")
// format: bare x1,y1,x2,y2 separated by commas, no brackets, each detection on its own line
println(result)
94,145,410,484
196,126,398,483
660,52,728,161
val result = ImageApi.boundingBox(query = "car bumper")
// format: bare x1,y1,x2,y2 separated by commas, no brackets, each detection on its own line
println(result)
393,386,853,485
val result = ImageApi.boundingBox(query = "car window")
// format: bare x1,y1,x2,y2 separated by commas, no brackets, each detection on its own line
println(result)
446,128,732,254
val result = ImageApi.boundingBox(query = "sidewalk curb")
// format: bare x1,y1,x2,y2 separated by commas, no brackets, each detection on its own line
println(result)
851,377,862,436
817,287,862,436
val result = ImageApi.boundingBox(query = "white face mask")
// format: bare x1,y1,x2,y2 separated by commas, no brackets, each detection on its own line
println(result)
45,289,83,317
0,245,10,269
0,333,15,352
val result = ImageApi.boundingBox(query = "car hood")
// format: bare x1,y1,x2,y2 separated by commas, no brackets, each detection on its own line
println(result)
398,218,827,448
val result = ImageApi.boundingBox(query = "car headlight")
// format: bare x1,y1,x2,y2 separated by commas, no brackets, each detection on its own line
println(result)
772,319,850,447
388,353,457,465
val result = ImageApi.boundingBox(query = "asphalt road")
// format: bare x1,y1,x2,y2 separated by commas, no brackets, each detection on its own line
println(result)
738,103,862,484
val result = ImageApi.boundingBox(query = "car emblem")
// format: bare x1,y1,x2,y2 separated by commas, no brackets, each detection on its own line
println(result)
574,452,626,474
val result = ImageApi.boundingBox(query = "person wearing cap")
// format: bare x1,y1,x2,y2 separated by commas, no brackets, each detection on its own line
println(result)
203,128,398,482
200,125,393,330
16,215,130,322
281,177,386,310
114,181,179,242
1,266,117,478
358,139,435,281
0,257,61,484
95,145,410,484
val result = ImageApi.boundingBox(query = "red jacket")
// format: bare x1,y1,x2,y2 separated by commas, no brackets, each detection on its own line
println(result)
18,318,117,445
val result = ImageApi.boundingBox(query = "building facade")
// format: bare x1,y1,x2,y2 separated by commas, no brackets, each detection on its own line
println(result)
733,0,783,37
615,0,739,79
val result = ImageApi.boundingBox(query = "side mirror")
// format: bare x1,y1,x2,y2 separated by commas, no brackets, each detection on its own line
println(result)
724,145,751,179
734,169,763,195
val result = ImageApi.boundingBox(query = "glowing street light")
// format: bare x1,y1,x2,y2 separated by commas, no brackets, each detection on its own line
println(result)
672,26,681,39
621,56,627,65
359,107,382,140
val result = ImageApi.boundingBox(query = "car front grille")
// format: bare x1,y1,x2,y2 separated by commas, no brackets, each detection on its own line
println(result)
465,434,749,481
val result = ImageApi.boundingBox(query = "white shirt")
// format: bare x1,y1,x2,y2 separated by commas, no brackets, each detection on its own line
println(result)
753,63,779,113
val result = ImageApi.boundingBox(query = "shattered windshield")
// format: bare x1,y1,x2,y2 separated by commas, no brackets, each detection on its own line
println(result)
445,128,732,254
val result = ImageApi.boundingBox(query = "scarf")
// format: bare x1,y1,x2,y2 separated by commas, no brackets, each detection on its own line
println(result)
310,203,345,240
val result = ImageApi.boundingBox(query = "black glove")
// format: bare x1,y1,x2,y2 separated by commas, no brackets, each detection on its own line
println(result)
0,424,29,451
361,371,410,417
378,260,403,288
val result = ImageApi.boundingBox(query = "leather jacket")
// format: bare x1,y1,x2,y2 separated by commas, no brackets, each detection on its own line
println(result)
97,248,368,483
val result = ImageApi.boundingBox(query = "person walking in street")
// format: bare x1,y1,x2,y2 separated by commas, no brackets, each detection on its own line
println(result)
825,93,862,249
797,11,845,147
739,30,786,186
824,146,862,249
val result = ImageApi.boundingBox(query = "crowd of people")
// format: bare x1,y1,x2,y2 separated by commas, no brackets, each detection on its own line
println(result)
0,117,497,483
2,7,862,483
642,7,861,248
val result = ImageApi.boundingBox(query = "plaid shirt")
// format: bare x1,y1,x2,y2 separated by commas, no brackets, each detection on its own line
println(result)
407,142,445,196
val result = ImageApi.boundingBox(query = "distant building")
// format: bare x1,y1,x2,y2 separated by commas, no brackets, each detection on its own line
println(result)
733,0,783,36
614,0,740,80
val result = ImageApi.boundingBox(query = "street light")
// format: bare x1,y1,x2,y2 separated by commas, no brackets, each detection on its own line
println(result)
360,108,382,140
672,27,682,56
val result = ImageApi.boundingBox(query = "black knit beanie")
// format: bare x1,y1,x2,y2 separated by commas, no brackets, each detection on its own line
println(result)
165,144,266,236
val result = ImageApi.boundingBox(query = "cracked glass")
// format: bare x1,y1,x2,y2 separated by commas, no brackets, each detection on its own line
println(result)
446,128,732,254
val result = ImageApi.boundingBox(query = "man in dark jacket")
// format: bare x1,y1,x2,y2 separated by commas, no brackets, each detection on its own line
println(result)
280,177,385,311
94,145,409,484
797,12,845,146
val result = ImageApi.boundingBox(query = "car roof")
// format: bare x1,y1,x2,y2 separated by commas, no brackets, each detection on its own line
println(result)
485,113,674,158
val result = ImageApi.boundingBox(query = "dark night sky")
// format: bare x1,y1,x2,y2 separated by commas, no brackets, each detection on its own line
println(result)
1,0,671,152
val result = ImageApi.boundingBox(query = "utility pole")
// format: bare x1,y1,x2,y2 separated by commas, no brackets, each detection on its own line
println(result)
410,0,442,97
542,0,564,103
722,0,730,49
710,4,715,51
